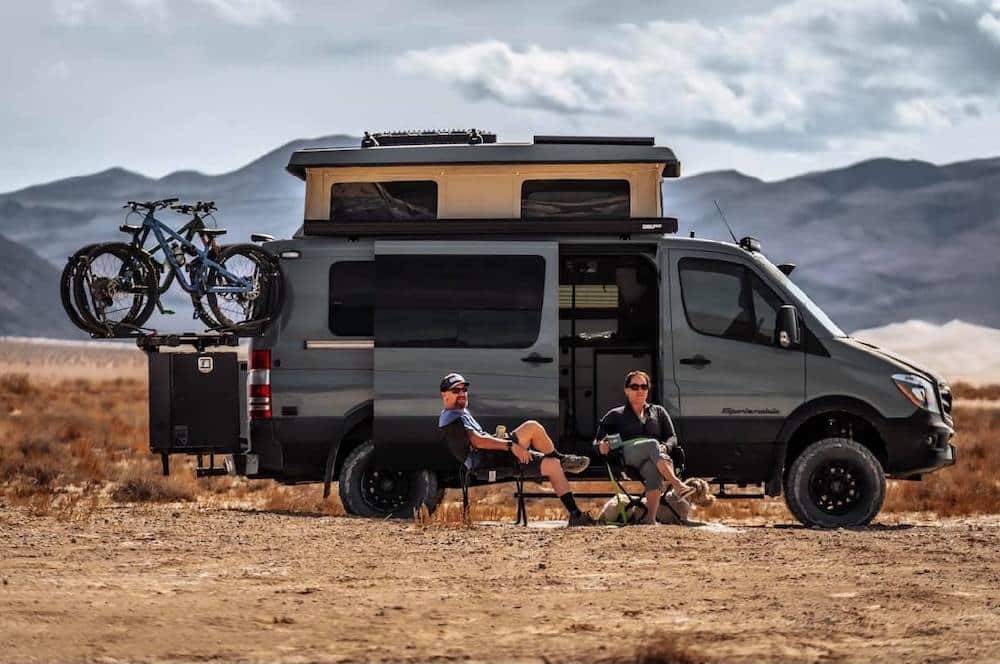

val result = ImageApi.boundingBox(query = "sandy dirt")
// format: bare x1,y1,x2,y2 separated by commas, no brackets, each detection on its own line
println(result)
1,505,998,664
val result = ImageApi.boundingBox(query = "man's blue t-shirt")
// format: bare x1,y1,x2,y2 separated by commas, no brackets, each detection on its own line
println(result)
438,408,484,434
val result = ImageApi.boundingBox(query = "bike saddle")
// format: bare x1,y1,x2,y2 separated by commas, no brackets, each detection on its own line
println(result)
119,224,142,233
199,228,227,237
250,233,274,243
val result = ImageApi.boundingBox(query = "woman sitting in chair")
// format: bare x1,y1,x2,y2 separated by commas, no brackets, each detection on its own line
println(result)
594,370,689,525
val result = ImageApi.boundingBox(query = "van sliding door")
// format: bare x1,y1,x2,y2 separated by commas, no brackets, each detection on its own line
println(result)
373,241,559,471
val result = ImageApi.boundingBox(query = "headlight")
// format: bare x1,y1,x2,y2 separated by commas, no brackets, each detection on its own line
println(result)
892,373,940,414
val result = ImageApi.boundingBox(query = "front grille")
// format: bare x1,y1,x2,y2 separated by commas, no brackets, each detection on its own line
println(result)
940,383,953,418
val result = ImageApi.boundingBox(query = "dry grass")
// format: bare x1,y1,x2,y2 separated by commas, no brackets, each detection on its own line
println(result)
951,381,1000,401
2,373,997,519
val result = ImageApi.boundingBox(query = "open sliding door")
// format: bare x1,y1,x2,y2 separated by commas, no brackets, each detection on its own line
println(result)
373,240,560,471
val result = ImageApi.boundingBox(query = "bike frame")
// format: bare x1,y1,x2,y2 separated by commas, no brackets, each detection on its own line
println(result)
130,210,252,295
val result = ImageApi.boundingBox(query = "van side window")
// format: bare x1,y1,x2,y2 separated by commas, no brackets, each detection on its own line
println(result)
330,181,437,221
750,273,783,345
521,180,629,219
679,258,787,346
329,261,374,336
377,255,545,348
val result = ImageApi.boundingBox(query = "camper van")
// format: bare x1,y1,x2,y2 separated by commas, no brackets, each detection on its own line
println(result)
148,130,956,528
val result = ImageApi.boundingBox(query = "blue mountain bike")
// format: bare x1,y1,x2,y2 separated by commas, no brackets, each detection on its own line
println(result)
61,198,281,336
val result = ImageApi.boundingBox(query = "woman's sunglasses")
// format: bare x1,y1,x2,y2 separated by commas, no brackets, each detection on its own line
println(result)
626,383,649,391
449,386,469,394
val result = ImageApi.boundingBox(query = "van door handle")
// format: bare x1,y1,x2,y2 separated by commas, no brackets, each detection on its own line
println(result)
521,353,554,364
679,355,711,367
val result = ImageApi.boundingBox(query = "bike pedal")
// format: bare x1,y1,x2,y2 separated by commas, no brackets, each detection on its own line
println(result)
161,309,175,315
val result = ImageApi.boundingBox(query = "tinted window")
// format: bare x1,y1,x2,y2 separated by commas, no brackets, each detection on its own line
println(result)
750,273,783,345
521,179,629,219
330,181,437,221
329,261,374,336
679,259,754,340
679,258,786,346
376,255,545,348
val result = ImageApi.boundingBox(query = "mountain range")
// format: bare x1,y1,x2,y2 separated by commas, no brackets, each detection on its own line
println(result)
0,134,997,338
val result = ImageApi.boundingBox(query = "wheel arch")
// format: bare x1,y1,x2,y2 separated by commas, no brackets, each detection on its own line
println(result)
776,396,890,476
321,400,373,498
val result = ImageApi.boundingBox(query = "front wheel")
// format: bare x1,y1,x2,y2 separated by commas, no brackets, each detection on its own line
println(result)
784,437,885,528
70,243,158,336
205,243,282,330
338,440,441,518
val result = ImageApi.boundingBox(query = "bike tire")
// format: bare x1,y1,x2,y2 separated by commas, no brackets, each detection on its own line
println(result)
205,243,282,331
72,243,159,336
61,244,102,335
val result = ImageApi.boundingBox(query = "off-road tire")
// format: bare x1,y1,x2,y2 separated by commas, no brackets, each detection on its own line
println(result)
784,437,885,528
338,440,441,519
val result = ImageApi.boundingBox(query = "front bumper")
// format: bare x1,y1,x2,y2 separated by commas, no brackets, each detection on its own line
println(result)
883,409,956,478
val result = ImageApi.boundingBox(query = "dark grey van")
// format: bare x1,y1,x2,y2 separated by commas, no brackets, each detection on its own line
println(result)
154,131,957,528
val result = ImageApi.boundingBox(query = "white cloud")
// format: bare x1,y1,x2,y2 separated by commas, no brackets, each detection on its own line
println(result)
193,0,291,26
124,0,168,21
398,0,1000,151
52,0,100,25
979,10,1000,44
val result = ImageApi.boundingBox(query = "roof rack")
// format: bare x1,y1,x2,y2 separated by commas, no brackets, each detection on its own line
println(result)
533,136,655,146
301,217,678,238
361,129,497,147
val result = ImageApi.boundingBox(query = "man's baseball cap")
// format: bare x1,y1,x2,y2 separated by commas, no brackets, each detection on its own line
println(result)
440,373,469,392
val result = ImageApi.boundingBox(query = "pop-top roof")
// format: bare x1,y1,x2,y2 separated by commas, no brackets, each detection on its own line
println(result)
286,134,681,180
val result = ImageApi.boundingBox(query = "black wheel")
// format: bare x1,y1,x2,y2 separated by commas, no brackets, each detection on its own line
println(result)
60,244,100,335
205,243,281,330
72,243,158,336
784,437,885,528
338,440,441,518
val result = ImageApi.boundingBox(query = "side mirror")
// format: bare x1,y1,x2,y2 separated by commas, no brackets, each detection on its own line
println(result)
777,305,801,349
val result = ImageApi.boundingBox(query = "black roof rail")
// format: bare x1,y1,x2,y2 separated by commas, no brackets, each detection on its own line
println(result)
301,217,678,238
533,136,655,146
362,129,497,147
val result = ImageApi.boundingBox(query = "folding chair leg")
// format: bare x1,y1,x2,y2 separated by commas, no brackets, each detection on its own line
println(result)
461,470,471,521
514,476,527,526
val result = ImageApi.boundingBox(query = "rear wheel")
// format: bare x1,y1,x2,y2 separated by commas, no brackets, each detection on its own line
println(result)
338,440,441,518
60,244,98,334
72,243,158,336
205,244,281,331
784,437,885,528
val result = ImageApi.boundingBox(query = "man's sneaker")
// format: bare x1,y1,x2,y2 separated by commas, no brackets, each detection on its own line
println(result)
567,511,600,527
559,454,591,474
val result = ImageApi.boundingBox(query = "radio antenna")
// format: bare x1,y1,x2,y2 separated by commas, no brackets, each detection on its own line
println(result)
714,200,739,244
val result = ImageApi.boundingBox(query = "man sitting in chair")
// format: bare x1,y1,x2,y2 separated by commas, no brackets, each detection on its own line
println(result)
437,372,598,527
595,370,689,525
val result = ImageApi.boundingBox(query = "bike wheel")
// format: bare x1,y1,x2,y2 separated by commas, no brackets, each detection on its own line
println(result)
61,244,101,335
205,244,281,330
73,243,158,336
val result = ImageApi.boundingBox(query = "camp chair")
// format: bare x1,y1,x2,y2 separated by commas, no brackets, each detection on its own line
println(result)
441,419,529,524
603,438,688,525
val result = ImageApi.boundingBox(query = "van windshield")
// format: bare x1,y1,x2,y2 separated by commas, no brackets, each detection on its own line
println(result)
752,255,847,337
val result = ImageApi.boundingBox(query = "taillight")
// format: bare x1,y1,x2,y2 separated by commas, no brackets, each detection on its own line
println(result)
248,348,271,420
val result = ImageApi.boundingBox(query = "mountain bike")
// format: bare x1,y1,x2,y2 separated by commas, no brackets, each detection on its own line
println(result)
61,198,281,336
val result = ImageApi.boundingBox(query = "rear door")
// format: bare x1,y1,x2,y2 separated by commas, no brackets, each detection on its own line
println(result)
373,240,559,470
667,248,805,481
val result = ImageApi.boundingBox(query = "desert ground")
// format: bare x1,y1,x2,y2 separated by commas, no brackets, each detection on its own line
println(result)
2,507,999,664
1,337,999,663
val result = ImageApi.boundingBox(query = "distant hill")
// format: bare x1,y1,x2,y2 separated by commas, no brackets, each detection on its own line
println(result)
0,136,997,336
668,157,1000,330
0,233,79,338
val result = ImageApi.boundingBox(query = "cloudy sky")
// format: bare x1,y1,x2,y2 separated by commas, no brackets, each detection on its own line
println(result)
2,0,1000,192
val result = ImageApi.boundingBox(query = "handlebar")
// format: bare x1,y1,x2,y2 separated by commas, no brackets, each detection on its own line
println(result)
170,201,217,215
123,198,179,212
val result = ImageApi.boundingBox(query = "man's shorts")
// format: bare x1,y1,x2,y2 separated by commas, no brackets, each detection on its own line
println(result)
621,439,670,491
464,444,546,480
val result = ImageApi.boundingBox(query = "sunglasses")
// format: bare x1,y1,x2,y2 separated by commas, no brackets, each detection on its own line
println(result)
626,383,649,391
449,386,469,394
